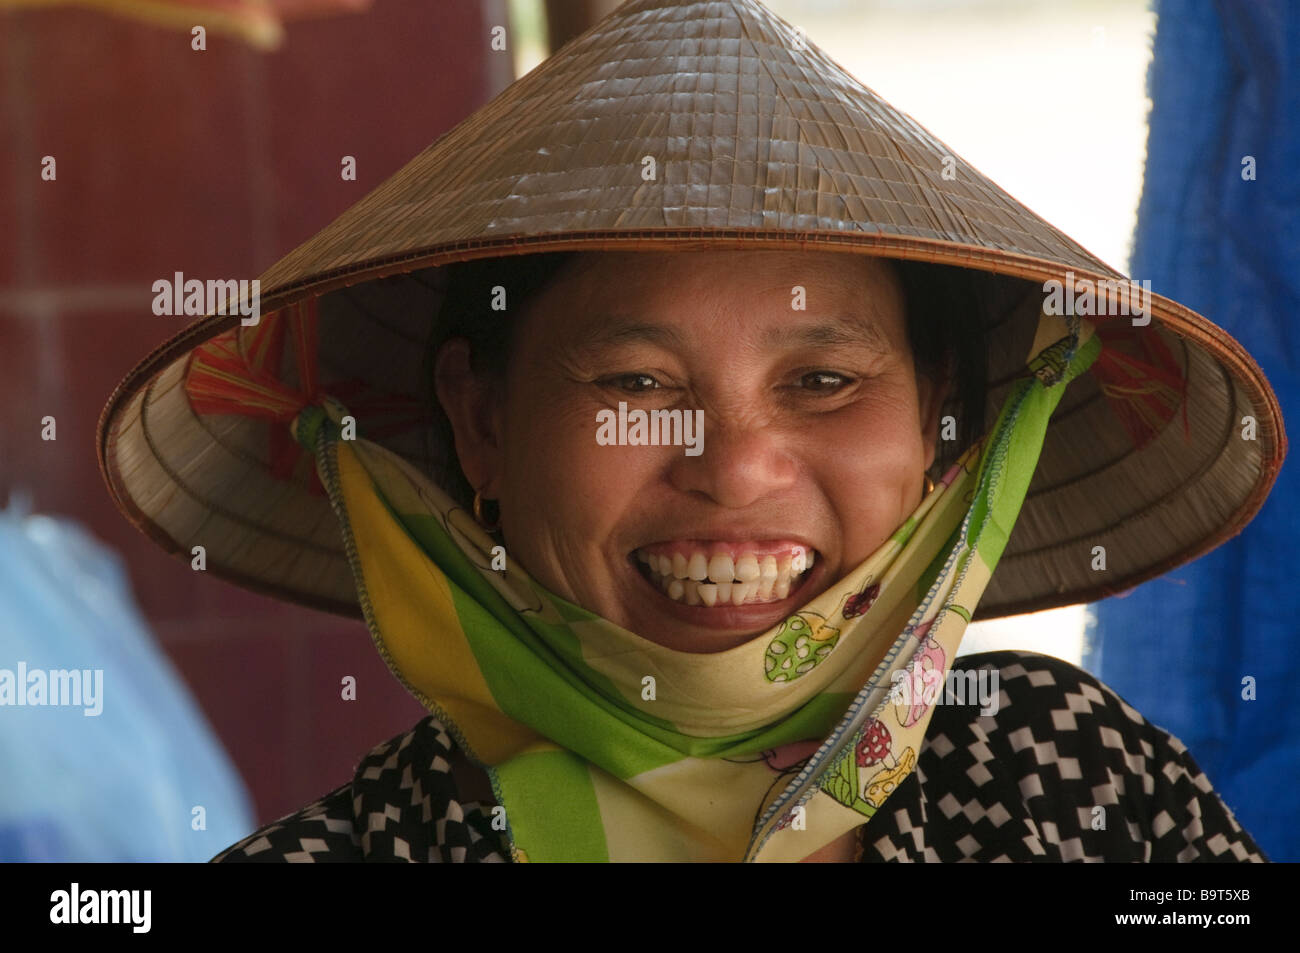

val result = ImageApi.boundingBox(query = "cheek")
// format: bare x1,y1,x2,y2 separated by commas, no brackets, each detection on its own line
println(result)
817,382,925,469
811,391,926,546
814,414,923,490
497,384,657,539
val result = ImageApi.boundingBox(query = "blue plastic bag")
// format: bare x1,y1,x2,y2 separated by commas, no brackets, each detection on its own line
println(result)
0,496,255,861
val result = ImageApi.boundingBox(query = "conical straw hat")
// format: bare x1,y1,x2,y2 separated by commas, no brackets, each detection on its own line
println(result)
98,0,1285,619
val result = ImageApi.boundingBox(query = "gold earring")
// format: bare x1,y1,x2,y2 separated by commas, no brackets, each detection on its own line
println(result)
923,473,935,495
472,489,501,532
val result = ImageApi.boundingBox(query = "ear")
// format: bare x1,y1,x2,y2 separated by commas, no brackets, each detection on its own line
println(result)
917,355,953,472
433,338,505,496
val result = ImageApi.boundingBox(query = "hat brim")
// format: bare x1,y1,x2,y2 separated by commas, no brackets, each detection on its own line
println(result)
98,230,1285,620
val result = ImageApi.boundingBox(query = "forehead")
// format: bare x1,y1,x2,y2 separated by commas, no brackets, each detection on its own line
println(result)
534,249,906,337
559,249,895,294
522,249,909,356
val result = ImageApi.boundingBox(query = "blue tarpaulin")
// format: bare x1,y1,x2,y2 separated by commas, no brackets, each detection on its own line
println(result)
1085,0,1299,861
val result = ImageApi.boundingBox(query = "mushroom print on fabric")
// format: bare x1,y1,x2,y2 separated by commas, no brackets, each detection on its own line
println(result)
764,612,842,682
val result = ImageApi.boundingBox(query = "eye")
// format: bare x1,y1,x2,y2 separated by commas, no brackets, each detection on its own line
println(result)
799,370,854,392
599,372,662,393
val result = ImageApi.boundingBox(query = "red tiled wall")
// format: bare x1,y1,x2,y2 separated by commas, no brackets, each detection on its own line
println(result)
1,0,511,831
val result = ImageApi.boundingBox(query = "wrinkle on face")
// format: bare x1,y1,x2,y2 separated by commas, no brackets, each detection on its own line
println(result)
438,248,947,652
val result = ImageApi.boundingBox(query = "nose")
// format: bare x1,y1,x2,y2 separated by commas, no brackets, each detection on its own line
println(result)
666,412,800,508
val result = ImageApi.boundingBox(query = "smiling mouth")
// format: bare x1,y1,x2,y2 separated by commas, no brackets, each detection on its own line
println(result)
631,542,817,608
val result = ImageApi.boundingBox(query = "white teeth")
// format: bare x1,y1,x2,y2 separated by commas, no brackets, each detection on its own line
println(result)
708,554,735,583
736,554,760,582
636,546,815,607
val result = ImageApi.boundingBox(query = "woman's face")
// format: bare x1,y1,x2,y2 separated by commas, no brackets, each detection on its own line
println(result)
436,249,949,652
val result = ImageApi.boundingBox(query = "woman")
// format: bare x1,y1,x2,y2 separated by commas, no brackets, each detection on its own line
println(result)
98,0,1283,862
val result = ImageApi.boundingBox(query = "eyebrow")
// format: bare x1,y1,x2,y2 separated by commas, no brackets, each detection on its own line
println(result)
577,314,894,354
760,317,893,353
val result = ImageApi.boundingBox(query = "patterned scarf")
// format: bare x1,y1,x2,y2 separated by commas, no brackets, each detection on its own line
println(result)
295,308,1098,862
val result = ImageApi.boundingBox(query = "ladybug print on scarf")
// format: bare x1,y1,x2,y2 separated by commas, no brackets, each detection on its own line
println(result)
842,581,880,619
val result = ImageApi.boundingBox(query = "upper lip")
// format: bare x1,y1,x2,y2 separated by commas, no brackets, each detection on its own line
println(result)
631,531,819,550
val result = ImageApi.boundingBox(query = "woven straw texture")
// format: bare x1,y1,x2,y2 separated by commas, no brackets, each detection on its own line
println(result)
98,0,1284,619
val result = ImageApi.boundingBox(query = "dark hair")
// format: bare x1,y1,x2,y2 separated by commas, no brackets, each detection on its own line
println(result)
422,251,987,507
893,258,990,466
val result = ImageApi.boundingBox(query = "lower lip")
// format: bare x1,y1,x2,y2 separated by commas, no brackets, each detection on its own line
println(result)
627,554,823,631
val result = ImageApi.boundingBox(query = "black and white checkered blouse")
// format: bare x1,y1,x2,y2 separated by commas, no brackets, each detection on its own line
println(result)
211,650,1267,863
